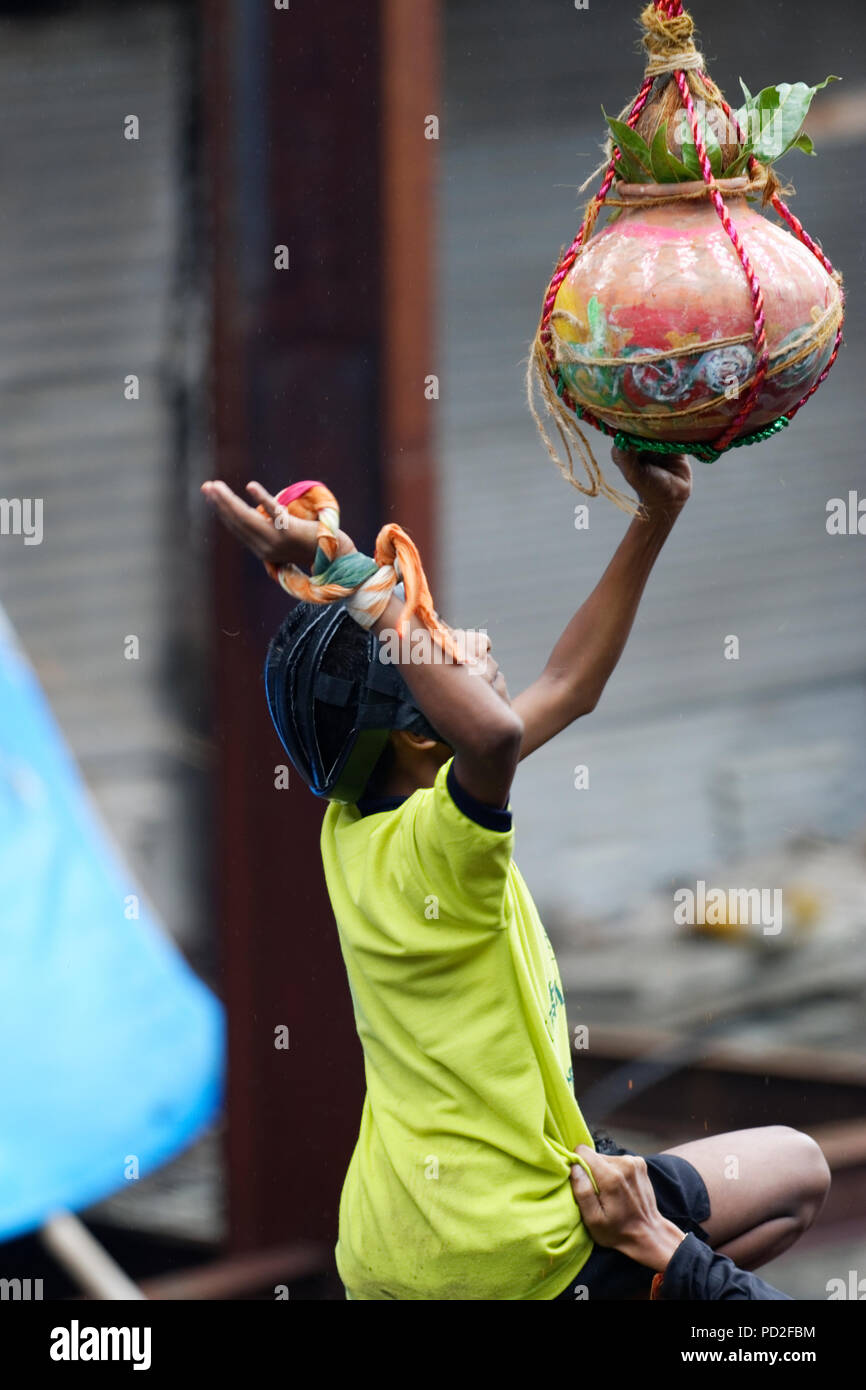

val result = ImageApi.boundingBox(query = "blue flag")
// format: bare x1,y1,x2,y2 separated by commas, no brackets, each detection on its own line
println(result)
0,608,224,1240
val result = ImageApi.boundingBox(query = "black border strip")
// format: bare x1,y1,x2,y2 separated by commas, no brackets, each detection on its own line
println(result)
446,761,512,832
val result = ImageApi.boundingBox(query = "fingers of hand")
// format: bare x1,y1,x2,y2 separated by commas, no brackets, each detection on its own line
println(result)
460,630,491,665
575,1144,599,1171
578,1151,644,1204
460,635,498,683
611,446,688,477
204,480,276,528
570,1163,599,1210
572,1148,602,1193
203,480,253,520
609,1153,647,1190
245,480,285,521
479,656,510,701
611,445,638,466
201,481,276,555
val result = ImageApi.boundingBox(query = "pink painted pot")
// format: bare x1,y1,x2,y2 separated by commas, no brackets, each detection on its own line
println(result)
551,178,842,443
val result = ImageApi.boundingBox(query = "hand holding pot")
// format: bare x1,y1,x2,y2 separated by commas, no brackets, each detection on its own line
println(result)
611,445,692,517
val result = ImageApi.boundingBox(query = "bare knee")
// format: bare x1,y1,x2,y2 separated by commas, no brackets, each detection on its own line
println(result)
771,1126,831,1230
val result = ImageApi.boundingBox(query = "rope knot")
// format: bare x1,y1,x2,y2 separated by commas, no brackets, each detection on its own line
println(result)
639,3,703,77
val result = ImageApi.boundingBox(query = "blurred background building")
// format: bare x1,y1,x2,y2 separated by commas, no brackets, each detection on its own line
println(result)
0,0,863,1299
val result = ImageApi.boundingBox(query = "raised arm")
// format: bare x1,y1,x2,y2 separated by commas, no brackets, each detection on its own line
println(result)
370,594,523,811
201,477,523,811
511,447,691,759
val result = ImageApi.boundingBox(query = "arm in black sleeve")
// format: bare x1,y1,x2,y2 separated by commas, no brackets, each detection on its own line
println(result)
656,1233,793,1301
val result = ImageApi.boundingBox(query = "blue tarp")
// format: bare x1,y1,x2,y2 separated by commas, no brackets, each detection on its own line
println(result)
0,608,224,1240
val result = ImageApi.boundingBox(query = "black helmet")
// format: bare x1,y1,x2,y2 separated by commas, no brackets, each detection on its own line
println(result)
264,596,442,804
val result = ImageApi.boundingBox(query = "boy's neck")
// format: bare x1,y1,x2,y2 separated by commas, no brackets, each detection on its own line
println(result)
382,762,437,799
380,741,451,799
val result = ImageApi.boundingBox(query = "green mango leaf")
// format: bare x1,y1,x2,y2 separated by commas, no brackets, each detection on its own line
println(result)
791,130,817,156
729,80,754,143
679,136,703,179
603,110,655,181
733,86,783,143
720,146,754,180
608,145,645,184
649,125,694,183
680,124,723,178
735,86,779,150
739,75,839,164
601,122,644,183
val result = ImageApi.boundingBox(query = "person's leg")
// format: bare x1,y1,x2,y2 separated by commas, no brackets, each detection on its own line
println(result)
661,1125,831,1270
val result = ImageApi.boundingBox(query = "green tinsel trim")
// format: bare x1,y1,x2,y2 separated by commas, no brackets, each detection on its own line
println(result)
551,372,790,463
613,414,792,463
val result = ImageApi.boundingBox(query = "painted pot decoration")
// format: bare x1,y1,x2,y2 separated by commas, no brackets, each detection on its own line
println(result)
550,179,843,444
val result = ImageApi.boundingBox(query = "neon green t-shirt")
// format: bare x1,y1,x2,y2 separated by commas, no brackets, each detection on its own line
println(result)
320,754,597,1300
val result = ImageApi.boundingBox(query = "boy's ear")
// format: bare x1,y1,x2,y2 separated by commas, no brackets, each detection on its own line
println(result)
394,729,439,753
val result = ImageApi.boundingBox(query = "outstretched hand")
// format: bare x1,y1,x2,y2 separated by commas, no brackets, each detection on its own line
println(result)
201,479,356,570
610,445,692,516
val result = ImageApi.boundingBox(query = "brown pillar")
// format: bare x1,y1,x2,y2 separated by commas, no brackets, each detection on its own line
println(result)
380,0,440,578
201,0,439,1258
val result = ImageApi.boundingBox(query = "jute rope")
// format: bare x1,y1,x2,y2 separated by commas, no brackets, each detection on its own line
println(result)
641,2,704,75
601,174,786,209
550,299,842,382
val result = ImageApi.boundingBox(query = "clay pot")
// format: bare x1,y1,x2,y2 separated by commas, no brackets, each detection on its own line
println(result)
551,178,842,443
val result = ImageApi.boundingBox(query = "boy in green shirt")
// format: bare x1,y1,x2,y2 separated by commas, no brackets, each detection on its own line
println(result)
203,447,830,1300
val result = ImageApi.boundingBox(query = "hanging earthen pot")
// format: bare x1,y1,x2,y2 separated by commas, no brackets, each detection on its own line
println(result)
550,177,843,444
527,0,845,505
